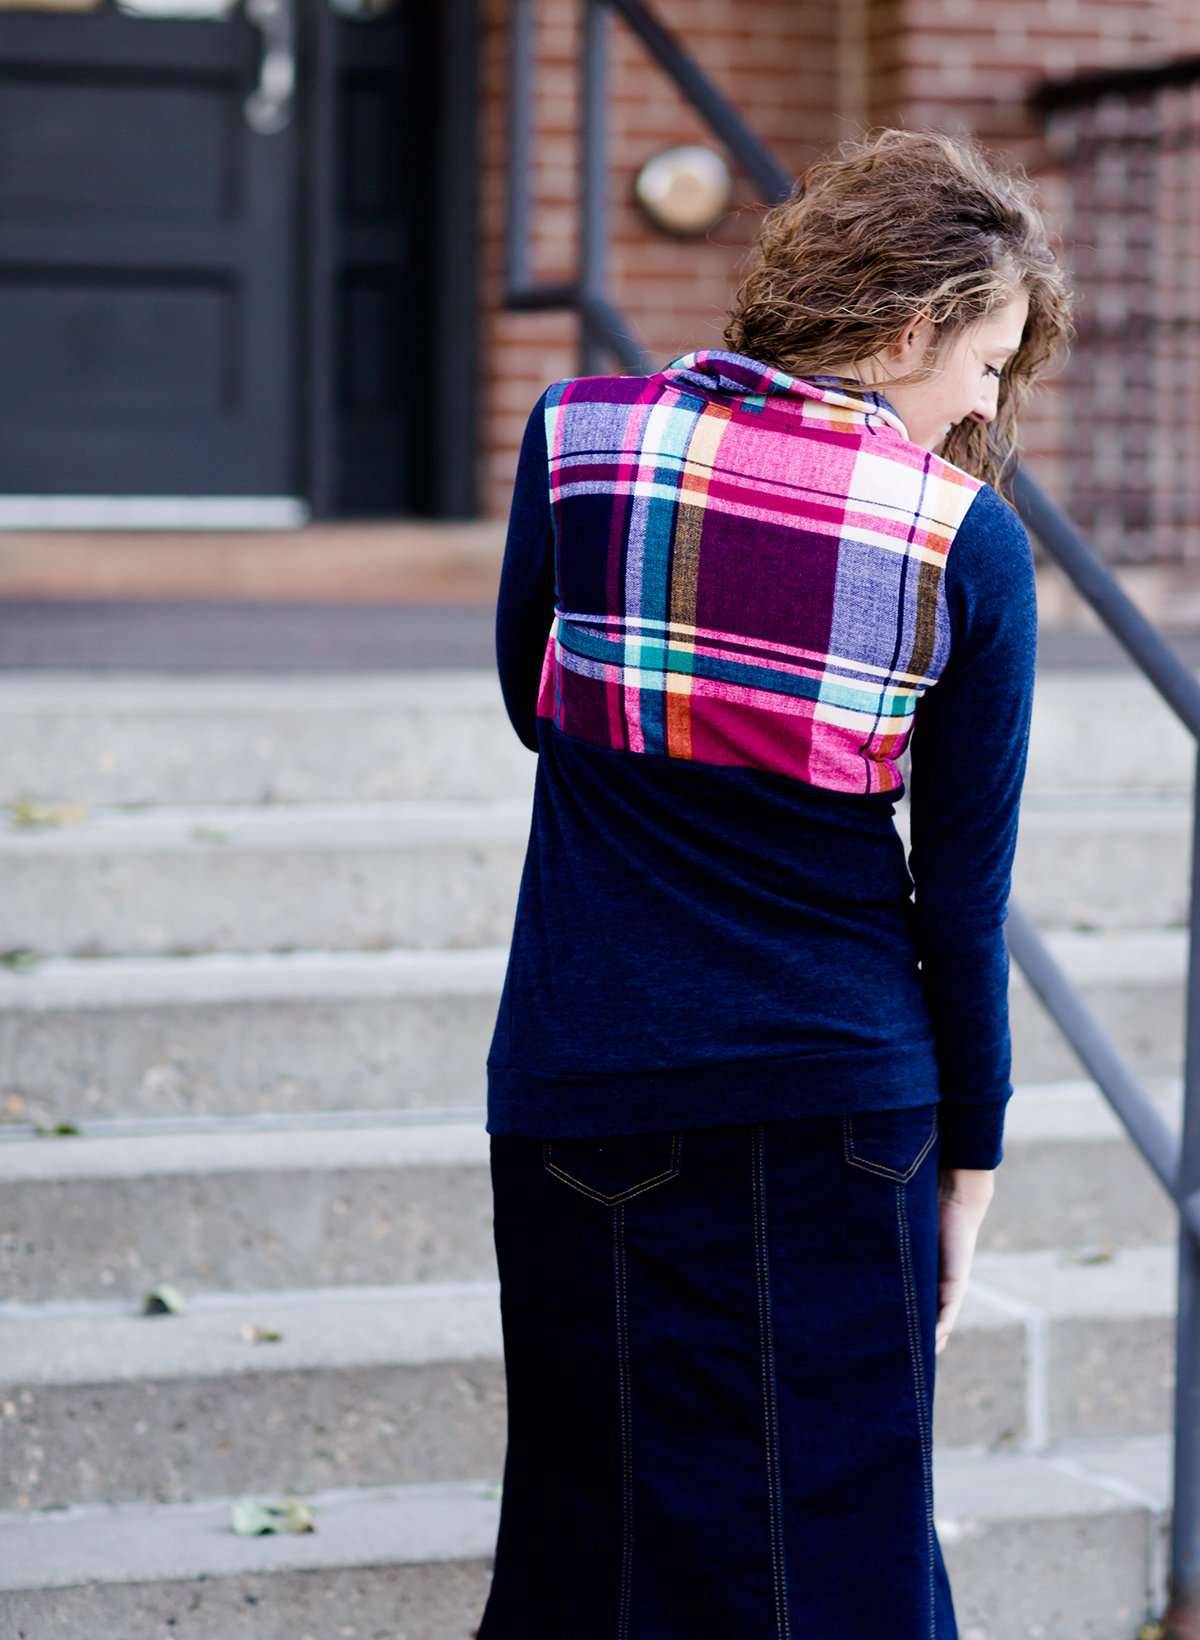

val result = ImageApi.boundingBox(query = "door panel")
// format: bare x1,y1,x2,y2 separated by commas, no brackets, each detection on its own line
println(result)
0,0,458,523
0,4,299,509
322,5,434,516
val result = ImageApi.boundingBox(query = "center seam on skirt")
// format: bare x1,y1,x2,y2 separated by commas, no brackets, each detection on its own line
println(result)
614,1202,634,1639
896,1182,937,1639
753,1124,793,1640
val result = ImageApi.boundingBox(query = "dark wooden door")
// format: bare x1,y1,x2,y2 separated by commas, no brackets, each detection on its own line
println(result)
306,1,441,519
0,2,303,521
0,0,465,525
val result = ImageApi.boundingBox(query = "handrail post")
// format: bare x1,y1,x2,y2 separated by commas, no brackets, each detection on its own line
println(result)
580,0,610,373
505,0,536,294
1167,743,1200,1634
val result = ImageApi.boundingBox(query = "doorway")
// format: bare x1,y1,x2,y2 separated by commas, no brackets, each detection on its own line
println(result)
0,0,477,524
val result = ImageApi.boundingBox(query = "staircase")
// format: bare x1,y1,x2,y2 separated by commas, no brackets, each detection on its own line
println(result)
0,656,1190,1639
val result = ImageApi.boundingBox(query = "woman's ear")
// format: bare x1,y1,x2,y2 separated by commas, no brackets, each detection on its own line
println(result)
897,311,937,360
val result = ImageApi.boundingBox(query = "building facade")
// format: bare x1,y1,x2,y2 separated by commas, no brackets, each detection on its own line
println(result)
2,0,1198,574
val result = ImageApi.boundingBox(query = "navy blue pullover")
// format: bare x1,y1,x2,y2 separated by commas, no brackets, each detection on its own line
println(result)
485,369,1038,1170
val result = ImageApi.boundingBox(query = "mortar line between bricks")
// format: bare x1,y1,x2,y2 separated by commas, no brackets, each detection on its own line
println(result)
966,1280,1051,1450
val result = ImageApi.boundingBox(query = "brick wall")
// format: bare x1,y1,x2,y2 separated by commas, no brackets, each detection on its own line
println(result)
478,0,1199,569
479,0,838,517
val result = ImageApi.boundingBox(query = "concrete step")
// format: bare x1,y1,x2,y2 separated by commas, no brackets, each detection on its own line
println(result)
0,799,529,958
0,1245,1179,1512
1008,928,1186,1086
0,1280,507,1512
955,1242,1176,1449
1,1060,1181,1253
894,793,1193,932
1,667,1195,808
0,1076,1184,1301
3,792,1190,963
935,1432,1171,1638
0,1476,500,1640
1022,667,1197,798
0,1436,1173,1639
0,947,500,1126
0,670,536,808
0,931,1189,1127
980,1076,1181,1252
0,1116,493,1304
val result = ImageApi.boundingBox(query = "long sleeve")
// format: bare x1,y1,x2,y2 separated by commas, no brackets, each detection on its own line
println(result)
495,389,556,752
905,480,1039,1171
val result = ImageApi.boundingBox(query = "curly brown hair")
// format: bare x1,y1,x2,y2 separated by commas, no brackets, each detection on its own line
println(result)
722,126,1076,500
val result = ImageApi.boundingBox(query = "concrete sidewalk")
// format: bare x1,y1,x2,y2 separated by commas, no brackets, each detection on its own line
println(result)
3,594,1200,671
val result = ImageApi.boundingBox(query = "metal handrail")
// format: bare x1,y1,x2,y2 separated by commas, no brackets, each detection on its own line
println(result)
503,2,1200,1624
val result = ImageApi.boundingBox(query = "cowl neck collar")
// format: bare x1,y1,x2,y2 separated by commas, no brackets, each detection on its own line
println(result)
658,348,910,441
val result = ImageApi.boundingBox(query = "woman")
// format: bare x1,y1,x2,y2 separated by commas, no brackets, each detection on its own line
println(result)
477,126,1074,1639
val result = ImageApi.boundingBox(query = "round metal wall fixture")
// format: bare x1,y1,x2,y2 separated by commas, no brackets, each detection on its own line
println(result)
633,144,734,237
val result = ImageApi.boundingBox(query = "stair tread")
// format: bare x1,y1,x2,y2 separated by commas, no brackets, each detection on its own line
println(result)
0,1475,503,1592
1003,1074,1181,1139
0,1434,1172,1594
0,1066,1184,1154
0,929,1187,1019
969,1241,1176,1319
0,1074,1184,1171
0,797,533,852
0,943,509,1007
0,670,507,711
0,1116,491,1180
1,793,1187,847
935,1431,1170,1523
0,1240,1177,1387
0,1279,504,1384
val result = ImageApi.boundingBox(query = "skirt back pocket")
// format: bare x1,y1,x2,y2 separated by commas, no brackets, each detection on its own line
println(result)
542,1131,683,1205
842,1105,938,1183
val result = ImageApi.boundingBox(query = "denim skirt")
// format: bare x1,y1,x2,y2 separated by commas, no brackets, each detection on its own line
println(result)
475,1102,956,1640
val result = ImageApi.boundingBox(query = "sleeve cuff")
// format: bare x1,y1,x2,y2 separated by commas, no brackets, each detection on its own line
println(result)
937,1098,1008,1170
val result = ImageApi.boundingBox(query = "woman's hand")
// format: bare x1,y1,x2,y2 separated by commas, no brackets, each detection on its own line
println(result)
934,1166,995,1355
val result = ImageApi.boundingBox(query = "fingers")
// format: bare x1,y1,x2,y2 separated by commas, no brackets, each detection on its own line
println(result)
936,1190,989,1355
936,1271,963,1352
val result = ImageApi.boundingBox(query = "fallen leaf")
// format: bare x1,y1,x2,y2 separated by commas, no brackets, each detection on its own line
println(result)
1060,1245,1114,1265
191,825,233,844
231,1498,278,1536
143,1283,187,1315
7,799,89,829
278,1495,315,1533
230,1494,315,1535
241,1324,283,1344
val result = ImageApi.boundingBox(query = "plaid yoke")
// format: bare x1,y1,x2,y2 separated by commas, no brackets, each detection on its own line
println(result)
534,349,985,797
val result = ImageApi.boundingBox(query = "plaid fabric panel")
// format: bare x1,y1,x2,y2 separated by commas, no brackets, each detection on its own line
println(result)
534,350,985,796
